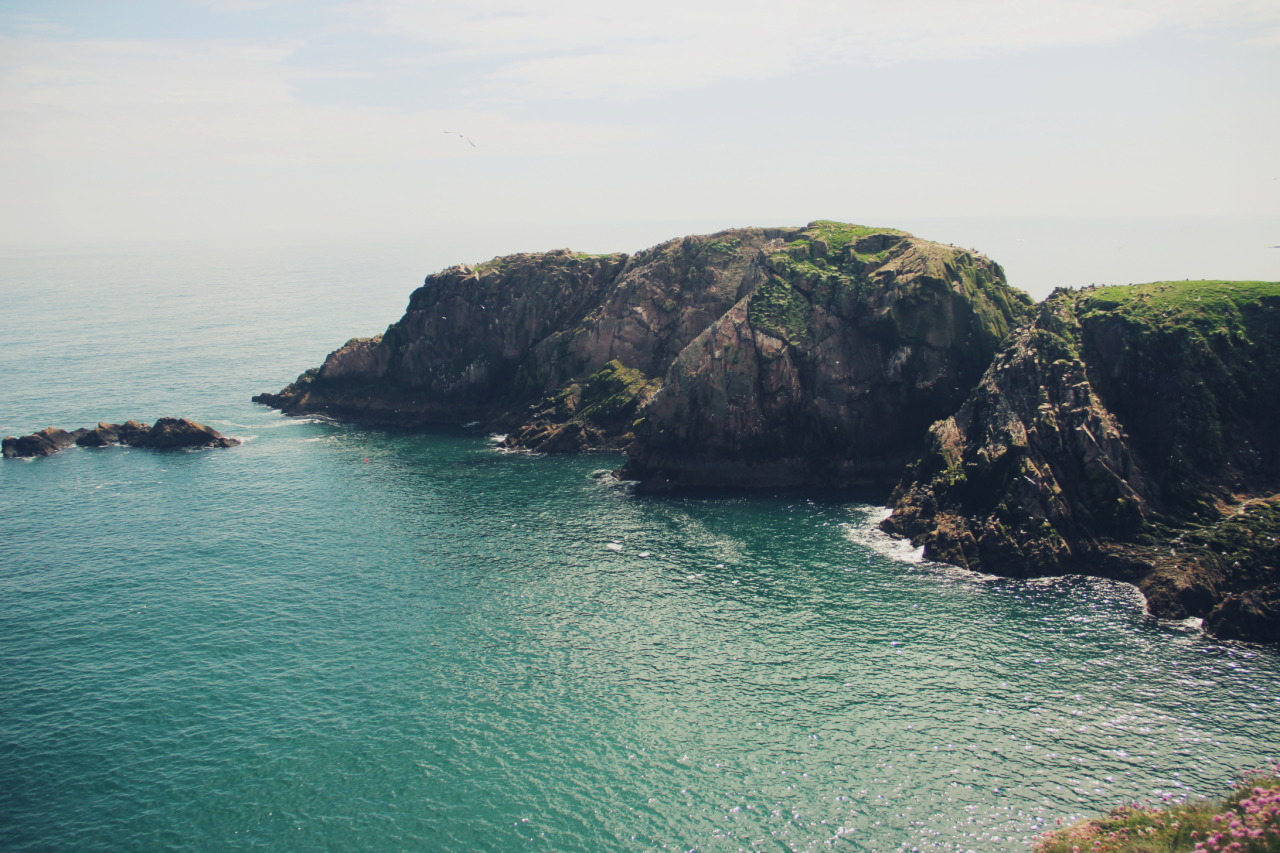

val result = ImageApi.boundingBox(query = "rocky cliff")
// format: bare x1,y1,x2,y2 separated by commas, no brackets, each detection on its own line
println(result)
256,222,1033,486
883,281,1280,642
619,223,1033,489
255,229,782,448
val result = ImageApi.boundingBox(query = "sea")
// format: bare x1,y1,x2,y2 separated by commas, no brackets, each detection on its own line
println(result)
2,221,1278,852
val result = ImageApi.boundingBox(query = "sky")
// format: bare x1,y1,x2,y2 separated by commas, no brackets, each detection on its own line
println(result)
0,0,1277,291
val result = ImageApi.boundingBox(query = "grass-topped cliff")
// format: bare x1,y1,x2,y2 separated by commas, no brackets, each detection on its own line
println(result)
884,280,1280,642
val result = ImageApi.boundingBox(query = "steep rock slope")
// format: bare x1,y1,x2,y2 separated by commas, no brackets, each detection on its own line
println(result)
619,222,1034,489
256,229,796,446
883,281,1280,641
257,222,1032,484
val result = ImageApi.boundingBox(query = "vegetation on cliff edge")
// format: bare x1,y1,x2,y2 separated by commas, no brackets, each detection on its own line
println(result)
1033,769,1280,853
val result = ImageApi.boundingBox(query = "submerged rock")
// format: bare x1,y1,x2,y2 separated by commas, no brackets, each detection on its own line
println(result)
883,280,1280,643
3,418,240,458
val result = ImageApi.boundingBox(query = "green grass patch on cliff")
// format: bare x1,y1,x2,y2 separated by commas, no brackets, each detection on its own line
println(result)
801,220,909,251
702,235,741,256
1080,277,1280,333
565,360,661,425
1173,496,1280,580
776,221,911,267
749,274,810,343
1086,280,1279,310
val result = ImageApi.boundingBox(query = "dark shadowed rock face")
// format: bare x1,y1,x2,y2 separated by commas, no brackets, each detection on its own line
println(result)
3,419,239,458
619,222,1034,489
883,280,1280,642
256,222,1033,490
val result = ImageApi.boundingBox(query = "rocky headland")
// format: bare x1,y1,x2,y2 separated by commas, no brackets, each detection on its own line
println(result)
254,224,1278,642
3,418,240,458
883,281,1280,642
255,221,1033,487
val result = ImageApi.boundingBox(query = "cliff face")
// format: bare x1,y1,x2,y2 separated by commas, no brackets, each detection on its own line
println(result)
620,223,1033,489
255,229,793,444
883,281,1280,641
256,222,1033,483
255,248,629,426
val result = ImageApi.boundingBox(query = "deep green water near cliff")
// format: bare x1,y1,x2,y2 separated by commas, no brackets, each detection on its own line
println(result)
2,239,1277,852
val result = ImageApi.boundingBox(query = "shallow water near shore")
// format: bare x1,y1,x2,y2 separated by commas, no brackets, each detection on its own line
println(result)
2,234,1278,852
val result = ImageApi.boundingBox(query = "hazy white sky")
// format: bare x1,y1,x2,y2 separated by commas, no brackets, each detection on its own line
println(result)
1,0,1277,255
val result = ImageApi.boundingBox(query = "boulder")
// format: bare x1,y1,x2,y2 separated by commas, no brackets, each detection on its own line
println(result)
2,427,77,458
74,422,121,447
145,417,239,449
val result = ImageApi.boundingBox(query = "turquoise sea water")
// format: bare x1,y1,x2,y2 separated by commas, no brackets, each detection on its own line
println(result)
2,239,1278,852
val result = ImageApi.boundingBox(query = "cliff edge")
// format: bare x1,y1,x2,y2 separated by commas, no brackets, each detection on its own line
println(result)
883,281,1280,642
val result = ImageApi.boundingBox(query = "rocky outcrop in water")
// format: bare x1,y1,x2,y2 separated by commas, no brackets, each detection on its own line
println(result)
882,281,1280,642
256,222,1033,488
3,418,240,458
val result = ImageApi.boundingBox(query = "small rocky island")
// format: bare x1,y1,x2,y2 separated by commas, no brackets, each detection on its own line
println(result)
255,222,1278,643
3,418,240,458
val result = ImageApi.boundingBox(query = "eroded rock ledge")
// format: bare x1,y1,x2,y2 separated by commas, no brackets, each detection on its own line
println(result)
882,281,1280,643
3,418,240,458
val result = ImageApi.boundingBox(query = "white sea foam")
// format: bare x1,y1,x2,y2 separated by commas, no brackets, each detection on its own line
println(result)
841,505,928,565
230,417,328,429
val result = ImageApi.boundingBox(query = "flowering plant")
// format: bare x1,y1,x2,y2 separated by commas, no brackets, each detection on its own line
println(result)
1033,768,1280,853
1193,782,1280,853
